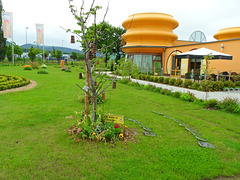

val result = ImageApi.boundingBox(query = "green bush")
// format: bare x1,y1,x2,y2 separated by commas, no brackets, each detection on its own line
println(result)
160,88,168,95
175,79,183,86
128,82,134,86
224,80,235,88
150,76,154,82
65,69,71,72
153,77,159,82
169,78,176,85
37,70,49,74
201,80,214,91
183,79,193,88
141,74,146,80
235,81,240,87
192,82,200,89
203,99,219,109
213,81,224,91
158,76,164,83
165,90,172,96
24,66,32,70
180,92,196,102
163,77,170,84
120,78,130,84
217,98,240,113
173,91,182,98
153,87,162,93
143,85,150,90
146,75,151,81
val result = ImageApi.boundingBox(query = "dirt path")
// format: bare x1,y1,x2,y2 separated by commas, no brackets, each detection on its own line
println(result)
0,80,38,94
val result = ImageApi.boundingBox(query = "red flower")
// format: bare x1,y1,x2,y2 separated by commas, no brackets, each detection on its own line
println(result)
114,124,119,129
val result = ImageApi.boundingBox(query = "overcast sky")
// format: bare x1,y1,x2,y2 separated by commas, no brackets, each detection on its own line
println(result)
2,0,240,50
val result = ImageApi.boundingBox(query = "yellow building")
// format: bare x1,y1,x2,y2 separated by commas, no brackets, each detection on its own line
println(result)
121,13,240,77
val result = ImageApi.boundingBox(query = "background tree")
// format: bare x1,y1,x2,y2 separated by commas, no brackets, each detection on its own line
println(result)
14,44,23,57
51,46,56,60
70,51,77,60
0,0,7,61
44,50,49,59
55,50,63,63
77,53,85,61
28,46,36,61
82,22,126,66
6,44,12,61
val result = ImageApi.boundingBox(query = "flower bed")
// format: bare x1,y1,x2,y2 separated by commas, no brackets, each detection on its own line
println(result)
0,74,31,91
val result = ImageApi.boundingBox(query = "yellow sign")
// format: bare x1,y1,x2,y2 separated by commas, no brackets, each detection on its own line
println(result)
103,114,124,125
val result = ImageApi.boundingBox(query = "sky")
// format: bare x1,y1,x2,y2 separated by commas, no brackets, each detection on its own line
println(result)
2,0,240,50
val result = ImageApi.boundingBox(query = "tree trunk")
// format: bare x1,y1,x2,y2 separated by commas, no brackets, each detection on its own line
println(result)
105,50,107,68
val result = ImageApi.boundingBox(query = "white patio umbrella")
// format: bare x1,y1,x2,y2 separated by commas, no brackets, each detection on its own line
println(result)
175,47,232,60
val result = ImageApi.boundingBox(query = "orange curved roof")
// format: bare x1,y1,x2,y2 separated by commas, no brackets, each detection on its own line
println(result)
214,27,240,40
122,13,179,53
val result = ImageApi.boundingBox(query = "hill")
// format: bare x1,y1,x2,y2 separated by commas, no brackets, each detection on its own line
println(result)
20,44,83,54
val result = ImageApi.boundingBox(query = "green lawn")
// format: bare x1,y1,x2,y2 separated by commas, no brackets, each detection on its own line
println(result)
0,65,239,179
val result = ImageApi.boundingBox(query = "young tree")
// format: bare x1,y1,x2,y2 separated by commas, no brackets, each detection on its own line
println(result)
77,53,85,61
70,51,77,60
68,0,115,121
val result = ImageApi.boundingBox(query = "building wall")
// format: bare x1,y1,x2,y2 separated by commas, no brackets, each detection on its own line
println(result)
164,39,240,74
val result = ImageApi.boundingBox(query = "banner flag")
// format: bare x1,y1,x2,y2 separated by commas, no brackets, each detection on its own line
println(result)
36,24,44,44
2,12,13,38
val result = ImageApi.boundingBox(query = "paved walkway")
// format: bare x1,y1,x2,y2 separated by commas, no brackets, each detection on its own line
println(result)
107,73,240,102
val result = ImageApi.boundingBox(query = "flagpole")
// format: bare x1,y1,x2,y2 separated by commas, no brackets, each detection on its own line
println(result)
11,12,14,64
43,24,44,63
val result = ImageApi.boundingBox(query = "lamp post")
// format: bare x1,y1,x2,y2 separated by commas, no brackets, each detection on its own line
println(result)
25,27,29,63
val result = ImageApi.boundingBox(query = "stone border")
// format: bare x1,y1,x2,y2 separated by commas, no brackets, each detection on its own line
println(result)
0,80,38,94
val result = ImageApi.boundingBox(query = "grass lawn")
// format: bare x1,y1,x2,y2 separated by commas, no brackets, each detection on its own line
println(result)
0,65,239,179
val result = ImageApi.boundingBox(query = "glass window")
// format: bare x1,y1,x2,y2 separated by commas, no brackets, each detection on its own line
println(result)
133,55,142,71
142,55,152,73
127,55,133,61
153,55,162,61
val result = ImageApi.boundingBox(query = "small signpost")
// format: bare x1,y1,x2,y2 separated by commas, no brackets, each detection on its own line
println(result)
103,114,124,125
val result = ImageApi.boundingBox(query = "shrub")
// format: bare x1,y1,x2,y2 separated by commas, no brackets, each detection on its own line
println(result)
224,80,235,88
148,84,156,91
153,77,158,82
153,87,162,93
173,91,182,98
165,90,172,96
235,81,240,87
128,82,134,86
169,78,176,85
146,75,151,81
163,77,170,84
160,88,168,94
65,69,71,72
217,98,240,113
158,76,164,83
175,79,183,86
138,74,142,80
203,99,219,109
183,79,193,88
41,64,47,69
120,78,130,84
213,81,224,91
30,61,39,69
37,70,49,74
143,85,150,90
180,92,196,102
201,80,214,91
192,82,200,90
23,66,32,70
150,76,154,82
141,74,146,80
